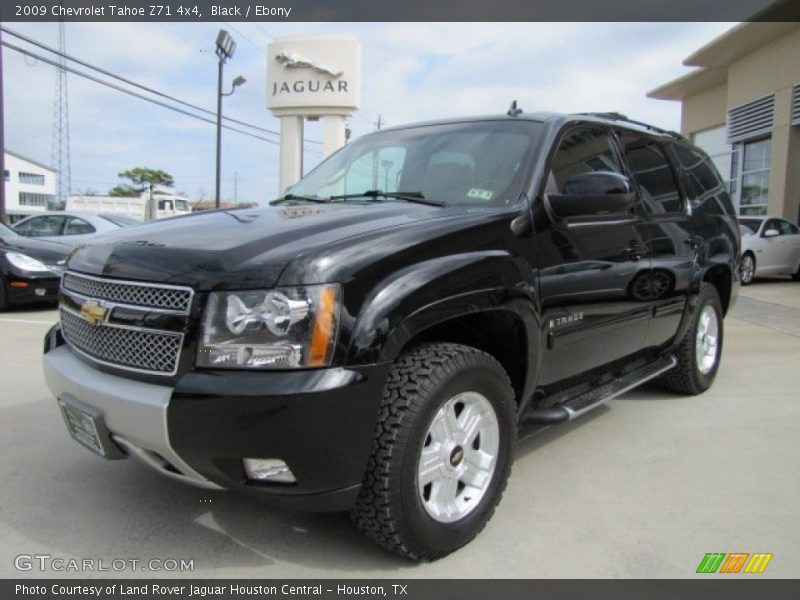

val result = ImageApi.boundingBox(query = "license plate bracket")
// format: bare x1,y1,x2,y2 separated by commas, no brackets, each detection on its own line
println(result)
58,394,126,459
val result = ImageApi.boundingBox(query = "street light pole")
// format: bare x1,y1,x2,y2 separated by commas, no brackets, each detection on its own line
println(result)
215,54,223,208
214,29,242,210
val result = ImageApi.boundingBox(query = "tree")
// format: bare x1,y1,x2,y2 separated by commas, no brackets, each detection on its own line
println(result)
108,185,140,197
109,167,175,220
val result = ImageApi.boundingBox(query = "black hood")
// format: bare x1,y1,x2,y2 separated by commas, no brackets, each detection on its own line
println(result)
0,232,73,266
65,204,468,290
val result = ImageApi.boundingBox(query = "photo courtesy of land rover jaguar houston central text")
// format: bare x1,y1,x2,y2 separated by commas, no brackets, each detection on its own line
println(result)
43,109,740,561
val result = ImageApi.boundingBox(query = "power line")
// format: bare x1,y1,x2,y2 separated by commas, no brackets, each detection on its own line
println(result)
221,20,264,54
1,26,323,147
251,22,274,42
2,40,286,147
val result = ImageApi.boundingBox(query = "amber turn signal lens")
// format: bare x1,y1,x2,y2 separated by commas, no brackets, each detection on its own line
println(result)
308,286,338,366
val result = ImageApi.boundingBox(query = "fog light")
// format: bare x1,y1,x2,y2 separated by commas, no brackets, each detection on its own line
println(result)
243,458,296,483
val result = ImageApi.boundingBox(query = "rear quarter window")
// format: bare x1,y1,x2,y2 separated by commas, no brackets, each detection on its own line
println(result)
670,143,735,216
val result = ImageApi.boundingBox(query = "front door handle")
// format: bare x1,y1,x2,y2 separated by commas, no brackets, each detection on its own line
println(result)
624,242,643,261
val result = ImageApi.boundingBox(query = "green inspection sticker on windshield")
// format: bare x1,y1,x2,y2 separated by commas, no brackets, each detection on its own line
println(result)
467,188,494,200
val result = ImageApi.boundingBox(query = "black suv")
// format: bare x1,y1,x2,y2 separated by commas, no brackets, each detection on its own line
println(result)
43,111,739,560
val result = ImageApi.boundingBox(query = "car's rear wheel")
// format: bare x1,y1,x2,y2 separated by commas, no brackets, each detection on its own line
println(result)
659,284,723,395
351,343,515,561
740,253,755,285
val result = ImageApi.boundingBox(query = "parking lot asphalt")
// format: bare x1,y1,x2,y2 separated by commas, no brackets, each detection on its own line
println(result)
0,279,798,579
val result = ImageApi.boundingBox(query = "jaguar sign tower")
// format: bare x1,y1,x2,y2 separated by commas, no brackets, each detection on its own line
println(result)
267,35,361,193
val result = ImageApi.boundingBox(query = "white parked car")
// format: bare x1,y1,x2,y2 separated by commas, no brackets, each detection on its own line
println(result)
738,216,800,285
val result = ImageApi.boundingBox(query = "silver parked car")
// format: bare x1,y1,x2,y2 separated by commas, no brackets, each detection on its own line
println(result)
738,216,800,285
12,211,142,240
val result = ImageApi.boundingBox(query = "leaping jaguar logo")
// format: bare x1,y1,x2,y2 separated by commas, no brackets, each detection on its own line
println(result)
79,299,109,325
275,51,344,78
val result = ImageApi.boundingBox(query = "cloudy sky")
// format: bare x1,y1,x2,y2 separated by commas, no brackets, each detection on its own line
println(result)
3,21,735,204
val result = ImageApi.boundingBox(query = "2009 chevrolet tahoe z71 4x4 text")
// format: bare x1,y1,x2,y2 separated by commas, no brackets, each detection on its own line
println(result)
44,110,740,560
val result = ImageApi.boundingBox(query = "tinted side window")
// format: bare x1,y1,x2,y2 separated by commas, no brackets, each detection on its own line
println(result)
764,219,783,235
782,221,799,235
618,133,683,214
670,143,735,215
550,126,622,194
20,216,64,236
64,217,96,235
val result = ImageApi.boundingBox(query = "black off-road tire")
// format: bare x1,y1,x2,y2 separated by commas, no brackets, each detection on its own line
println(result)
658,284,723,395
351,343,516,561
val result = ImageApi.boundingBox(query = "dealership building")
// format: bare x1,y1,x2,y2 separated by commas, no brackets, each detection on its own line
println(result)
648,22,800,221
3,150,57,220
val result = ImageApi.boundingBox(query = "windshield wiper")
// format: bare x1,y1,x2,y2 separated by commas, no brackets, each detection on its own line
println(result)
329,190,446,207
270,193,330,205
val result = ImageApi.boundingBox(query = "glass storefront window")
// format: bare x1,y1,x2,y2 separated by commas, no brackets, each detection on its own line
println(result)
737,138,770,215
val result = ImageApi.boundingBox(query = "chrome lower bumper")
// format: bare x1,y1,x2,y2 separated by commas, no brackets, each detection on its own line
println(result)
43,346,222,490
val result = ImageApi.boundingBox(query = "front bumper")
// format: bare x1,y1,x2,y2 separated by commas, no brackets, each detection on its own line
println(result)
6,274,60,305
43,340,391,511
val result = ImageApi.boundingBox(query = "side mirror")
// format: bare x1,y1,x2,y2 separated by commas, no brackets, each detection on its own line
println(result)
510,210,532,237
763,228,780,238
545,172,636,224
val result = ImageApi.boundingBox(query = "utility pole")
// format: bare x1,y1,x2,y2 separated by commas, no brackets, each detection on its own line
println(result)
52,19,71,210
0,27,6,224
233,171,238,204
374,114,383,131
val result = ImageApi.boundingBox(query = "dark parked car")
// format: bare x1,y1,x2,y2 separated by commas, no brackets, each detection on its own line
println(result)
43,110,739,560
0,222,71,310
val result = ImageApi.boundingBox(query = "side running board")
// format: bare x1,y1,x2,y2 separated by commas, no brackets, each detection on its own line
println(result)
521,354,678,425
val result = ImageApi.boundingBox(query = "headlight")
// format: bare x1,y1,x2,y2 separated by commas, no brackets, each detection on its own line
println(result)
197,284,340,369
5,252,49,273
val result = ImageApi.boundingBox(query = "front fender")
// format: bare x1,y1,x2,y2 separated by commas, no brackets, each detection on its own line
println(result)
346,251,538,365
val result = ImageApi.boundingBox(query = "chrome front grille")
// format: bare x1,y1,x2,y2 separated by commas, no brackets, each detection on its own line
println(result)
59,272,193,376
60,309,182,374
63,272,192,312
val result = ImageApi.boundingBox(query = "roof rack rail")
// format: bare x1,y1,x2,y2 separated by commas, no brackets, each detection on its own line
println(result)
576,112,687,141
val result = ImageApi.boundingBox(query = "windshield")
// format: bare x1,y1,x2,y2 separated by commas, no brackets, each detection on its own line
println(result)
0,222,19,237
739,218,762,235
289,120,542,207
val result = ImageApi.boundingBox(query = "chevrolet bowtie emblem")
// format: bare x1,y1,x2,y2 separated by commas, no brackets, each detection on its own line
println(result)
80,300,108,325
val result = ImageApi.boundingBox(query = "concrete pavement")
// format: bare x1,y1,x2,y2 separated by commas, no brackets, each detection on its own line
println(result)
0,279,798,578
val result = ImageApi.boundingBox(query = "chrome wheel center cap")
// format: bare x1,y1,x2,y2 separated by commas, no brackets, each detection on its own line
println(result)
449,445,464,467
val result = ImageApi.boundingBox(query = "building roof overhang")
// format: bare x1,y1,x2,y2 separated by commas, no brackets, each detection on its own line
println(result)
647,67,727,101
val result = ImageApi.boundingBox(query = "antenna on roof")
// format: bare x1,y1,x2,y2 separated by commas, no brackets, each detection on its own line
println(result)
507,100,522,117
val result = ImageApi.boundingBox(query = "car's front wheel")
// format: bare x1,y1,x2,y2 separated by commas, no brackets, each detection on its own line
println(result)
740,252,755,285
351,343,515,561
